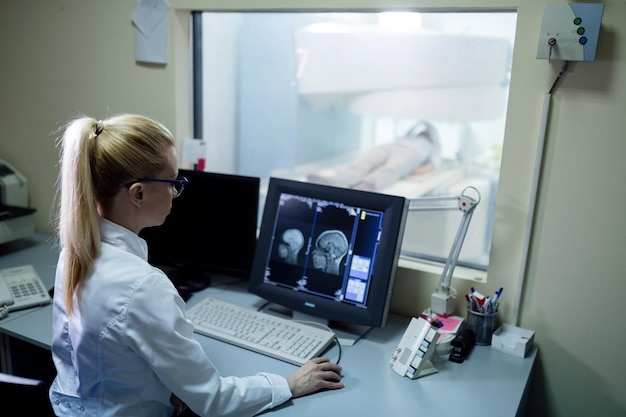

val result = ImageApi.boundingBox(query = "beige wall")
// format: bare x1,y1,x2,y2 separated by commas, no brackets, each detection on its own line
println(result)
1,1,624,415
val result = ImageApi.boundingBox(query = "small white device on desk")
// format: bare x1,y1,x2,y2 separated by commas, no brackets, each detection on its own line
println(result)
0,159,36,244
390,314,441,379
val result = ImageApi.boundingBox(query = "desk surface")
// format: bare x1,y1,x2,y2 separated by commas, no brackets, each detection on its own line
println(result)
0,235,536,417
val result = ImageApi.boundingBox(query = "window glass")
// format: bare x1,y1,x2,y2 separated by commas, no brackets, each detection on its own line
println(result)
193,11,517,275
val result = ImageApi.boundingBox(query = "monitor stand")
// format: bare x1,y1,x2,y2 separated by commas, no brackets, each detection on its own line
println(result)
296,311,372,347
262,304,372,346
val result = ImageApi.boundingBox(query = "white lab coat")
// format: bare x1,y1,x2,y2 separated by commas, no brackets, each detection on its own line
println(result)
49,218,291,417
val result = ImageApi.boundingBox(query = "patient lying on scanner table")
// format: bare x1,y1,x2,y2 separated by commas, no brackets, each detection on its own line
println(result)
307,122,440,192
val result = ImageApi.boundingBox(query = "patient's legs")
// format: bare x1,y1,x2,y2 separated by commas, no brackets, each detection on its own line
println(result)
354,136,435,191
308,135,435,191
308,146,391,188
307,122,439,191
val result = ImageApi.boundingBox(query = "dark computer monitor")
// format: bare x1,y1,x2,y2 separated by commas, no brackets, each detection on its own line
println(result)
248,177,408,344
140,169,260,295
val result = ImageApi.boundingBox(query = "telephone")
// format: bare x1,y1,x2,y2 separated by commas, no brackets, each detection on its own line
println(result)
0,264,51,319
390,314,441,379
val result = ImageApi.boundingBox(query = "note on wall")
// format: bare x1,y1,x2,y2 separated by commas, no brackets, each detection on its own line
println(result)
131,0,170,64
183,138,207,170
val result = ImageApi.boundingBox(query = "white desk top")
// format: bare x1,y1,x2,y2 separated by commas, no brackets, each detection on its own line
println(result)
0,235,536,417
187,282,536,417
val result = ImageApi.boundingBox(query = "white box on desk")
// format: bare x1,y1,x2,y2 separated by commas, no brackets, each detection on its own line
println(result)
491,324,534,358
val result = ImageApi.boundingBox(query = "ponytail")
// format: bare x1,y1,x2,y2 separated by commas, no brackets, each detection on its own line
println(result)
57,118,102,315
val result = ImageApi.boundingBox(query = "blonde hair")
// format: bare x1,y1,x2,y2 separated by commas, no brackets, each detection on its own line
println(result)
55,114,175,315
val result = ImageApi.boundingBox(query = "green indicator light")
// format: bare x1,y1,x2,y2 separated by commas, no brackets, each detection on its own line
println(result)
574,17,582,25
577,27,585,35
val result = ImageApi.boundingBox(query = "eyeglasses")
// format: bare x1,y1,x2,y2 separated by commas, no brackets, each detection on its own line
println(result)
124,176,188,198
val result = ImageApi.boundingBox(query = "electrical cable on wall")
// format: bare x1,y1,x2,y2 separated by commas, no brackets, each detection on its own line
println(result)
548,61,570,94
512,61,569,325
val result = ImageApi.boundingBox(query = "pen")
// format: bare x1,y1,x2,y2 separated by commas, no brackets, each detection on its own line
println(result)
490,287,502,313
466,294,476,311
492,287,503,305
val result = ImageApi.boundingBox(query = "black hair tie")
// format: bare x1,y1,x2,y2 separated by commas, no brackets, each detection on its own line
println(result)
94,121,104,136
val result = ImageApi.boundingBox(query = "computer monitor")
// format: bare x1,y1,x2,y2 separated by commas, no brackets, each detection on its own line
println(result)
248,177,408,345
140,169,260,296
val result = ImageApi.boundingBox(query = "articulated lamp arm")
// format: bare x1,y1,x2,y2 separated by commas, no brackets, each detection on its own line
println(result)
407,186,480,316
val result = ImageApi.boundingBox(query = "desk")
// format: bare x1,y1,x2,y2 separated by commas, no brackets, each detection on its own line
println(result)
0,235,536,417
0,234,59,372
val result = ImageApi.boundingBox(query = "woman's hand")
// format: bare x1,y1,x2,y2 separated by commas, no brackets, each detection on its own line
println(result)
286,357,344,398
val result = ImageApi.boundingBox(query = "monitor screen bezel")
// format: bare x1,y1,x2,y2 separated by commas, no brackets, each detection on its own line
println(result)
248,177,408,328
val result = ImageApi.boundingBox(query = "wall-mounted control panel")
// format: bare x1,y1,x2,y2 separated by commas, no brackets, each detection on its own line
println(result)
537,3,604,62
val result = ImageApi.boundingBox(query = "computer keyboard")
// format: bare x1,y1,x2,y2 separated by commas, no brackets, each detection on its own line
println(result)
187,296,336,366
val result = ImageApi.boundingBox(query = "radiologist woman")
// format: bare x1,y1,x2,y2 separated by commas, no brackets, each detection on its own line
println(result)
49,113,344,417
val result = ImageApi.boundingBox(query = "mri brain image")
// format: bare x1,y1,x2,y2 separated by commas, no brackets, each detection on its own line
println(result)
311,229,349,275
278,228,305,265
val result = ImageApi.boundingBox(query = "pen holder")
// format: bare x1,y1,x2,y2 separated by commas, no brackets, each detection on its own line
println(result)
466,307,497,345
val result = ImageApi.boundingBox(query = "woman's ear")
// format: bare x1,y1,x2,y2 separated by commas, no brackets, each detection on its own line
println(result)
128,183,144,208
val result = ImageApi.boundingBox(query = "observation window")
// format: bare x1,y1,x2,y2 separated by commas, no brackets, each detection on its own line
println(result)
191,11,517,278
